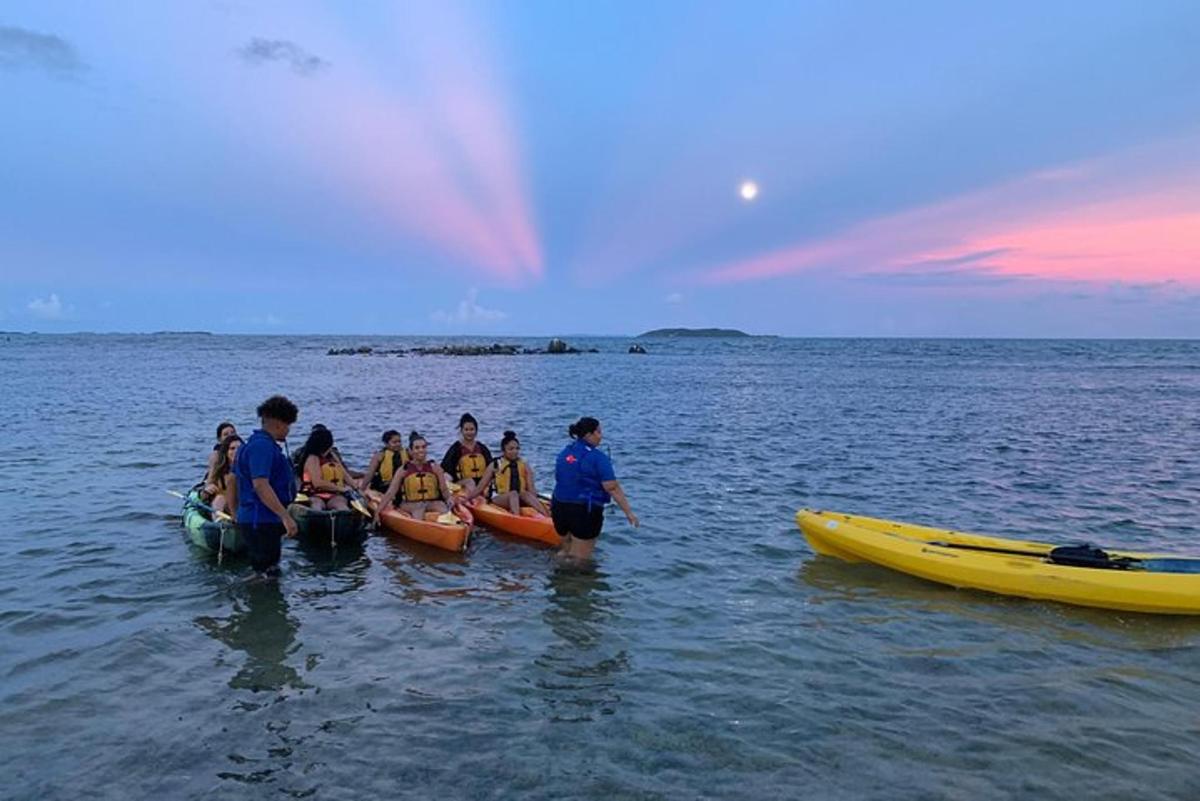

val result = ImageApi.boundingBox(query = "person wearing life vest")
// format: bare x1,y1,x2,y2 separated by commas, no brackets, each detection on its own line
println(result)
361,429,409,493
207,433,243,517
552,416,638,560
378,431,456,520
202,421,238,492
440,413,493,494
294,426,349,512
463,430,551,516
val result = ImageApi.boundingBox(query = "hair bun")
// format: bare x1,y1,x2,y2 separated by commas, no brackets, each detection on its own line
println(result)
503,430,516,438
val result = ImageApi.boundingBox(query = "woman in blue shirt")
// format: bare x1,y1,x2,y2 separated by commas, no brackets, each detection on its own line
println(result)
552,416,638,560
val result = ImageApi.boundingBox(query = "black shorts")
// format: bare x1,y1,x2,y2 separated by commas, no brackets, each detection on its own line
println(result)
551,501,604,541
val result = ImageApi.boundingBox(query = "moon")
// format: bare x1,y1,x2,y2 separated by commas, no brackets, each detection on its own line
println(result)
739,180,759,201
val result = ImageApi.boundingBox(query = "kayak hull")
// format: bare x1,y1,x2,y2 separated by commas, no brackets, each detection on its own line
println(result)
797,508,1200,615
182,490,244,555
288,503,369,549
472,502,561,547
365,490,473,553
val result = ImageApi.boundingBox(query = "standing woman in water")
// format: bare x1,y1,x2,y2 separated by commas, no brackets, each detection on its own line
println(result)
552,416,638,560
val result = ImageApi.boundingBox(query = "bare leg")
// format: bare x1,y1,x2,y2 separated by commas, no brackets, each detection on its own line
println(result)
565,536,596,561
310,496,327,511
557,534,574,557
400,501,426,519
492,490,519,514
211,494,228,516
327,494,349,511
519,491,548,515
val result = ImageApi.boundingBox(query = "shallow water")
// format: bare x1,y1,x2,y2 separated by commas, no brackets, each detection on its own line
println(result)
2,334,1199,799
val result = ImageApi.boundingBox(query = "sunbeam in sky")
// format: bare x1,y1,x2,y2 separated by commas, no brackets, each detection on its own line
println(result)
1,1,1198,335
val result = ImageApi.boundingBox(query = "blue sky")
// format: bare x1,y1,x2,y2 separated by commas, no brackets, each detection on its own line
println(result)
1,1,1198,336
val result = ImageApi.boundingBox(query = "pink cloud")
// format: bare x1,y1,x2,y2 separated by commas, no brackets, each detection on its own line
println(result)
692,141,1200,288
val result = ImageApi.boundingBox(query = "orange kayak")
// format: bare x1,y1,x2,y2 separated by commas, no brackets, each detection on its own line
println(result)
365,490,473,553
472,502,561,547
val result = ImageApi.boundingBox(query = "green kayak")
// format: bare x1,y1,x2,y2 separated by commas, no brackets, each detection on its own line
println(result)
182,489,244,555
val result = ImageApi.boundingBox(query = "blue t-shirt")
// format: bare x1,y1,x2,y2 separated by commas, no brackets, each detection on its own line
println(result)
553,438,616,507
234,429,296,525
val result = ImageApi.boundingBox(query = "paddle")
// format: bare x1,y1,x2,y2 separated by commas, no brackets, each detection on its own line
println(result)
929,540,1141,570
167,489,233,522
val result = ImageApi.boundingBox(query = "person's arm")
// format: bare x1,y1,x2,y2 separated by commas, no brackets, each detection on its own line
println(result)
360,451,382,491
594,451,637,527
602,479,638,527
434,465,455,503
332,448,363,481
440,443,460,478
527,466,550,515
253,477,298,536
464,464,495,501
226,471,239,523
378,469,402,512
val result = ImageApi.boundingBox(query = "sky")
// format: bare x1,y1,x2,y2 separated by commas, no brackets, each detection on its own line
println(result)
1,1,1198,337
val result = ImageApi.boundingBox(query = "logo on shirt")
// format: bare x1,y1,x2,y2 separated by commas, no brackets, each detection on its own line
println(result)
565,454,577,464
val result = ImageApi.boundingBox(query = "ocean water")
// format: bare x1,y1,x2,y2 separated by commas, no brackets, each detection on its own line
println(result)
1,334,1199,800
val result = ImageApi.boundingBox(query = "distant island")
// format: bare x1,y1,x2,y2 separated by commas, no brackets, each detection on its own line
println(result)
637,327,751,338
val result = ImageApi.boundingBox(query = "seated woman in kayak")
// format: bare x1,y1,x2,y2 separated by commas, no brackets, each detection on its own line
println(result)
294,427,349,512
203,421,237,487
361,429,409,492
207,433,243,517
310,422,364,486
463,430,550,517
378,432,455,519
440,413,492,494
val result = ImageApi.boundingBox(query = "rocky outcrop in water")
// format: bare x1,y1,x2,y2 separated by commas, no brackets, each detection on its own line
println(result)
327,339,599,356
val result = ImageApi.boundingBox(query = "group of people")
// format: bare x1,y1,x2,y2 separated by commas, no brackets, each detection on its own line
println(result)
199,396,638,577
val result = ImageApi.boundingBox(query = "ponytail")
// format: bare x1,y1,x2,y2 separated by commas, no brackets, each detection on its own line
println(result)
568,416,600,439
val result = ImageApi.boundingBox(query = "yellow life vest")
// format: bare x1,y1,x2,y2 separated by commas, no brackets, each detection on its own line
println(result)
302,454,345,493
376,447,409,486
458,443,488,481
401,461,441,502
492,457,532,495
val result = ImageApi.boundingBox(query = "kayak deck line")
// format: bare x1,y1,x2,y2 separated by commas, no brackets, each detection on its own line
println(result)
797,508,1200,615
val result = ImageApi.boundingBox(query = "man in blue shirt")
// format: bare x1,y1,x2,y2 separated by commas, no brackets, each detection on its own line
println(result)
227,395,299,576
552,416,638,561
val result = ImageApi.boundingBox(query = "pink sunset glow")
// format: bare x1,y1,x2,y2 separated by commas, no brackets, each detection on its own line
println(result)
692,147,1200,289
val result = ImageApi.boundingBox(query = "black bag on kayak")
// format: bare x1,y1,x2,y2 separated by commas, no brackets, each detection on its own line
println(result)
1048,544,1135,570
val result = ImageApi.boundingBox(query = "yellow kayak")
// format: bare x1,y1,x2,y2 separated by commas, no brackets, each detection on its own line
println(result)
796,508,1200,615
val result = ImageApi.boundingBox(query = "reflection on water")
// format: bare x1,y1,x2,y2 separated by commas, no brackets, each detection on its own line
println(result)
534,566,629,722
798,557,1200,651
195,580,307,693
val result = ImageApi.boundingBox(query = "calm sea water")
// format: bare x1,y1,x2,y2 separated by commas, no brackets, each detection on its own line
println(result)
2,334,1199,800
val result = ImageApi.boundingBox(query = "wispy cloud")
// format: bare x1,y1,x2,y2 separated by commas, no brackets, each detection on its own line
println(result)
0,25,85,76
431,288,507,324
237,37,329,76
27,293,70,319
